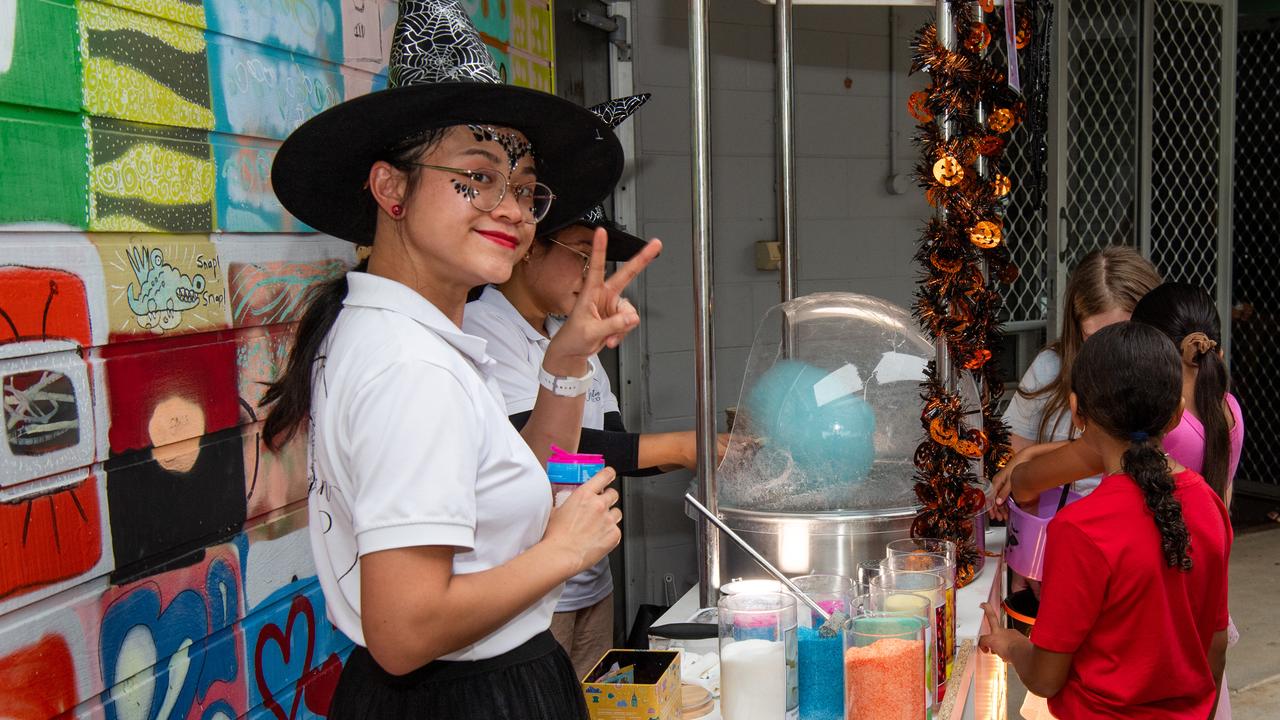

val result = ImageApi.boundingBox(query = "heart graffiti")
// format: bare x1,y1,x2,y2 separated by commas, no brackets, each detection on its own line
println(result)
252,594,344,719
254,595,316,720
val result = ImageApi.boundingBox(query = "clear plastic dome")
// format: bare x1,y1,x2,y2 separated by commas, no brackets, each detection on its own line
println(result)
718,292,978,514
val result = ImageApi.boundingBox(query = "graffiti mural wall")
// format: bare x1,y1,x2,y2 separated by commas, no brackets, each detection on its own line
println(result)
0,0,557,716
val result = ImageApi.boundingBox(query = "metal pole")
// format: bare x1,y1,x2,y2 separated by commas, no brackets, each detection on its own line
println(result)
776,0,798,301
1217,1,1236,363
1046,0,1070,342
689,0,719,606
935,0,955,387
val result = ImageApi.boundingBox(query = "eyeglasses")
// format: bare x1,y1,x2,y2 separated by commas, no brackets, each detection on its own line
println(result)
549,237,591,278
414,163,555,224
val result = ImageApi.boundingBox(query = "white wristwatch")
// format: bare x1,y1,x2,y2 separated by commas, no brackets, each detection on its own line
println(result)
539,363,595,397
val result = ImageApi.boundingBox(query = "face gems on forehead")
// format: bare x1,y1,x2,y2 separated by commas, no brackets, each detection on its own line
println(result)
467,124,534,170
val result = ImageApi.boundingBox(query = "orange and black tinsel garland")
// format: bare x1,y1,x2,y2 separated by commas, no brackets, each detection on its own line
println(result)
909,0,1033,587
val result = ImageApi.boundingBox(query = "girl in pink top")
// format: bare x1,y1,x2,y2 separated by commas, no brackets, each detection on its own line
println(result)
1131,283,1244,507
1132,282,1243,720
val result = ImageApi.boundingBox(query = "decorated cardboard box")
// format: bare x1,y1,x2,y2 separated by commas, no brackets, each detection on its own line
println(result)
581,649,680,720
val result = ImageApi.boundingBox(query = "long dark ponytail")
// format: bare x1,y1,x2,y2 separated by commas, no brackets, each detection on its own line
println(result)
1131,282,1231,502
262,258,367,449
1072,322,1192,570
262,127,446,450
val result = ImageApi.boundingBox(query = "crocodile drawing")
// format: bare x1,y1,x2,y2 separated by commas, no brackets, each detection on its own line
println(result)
126,246,206,332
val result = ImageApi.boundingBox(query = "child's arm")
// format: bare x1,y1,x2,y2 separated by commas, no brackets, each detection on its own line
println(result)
1206,629,1228,719
1009,438,1105,504
991,440,1069,519
979,603,1074,698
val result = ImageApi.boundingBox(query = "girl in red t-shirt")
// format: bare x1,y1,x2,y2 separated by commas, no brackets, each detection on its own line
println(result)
980,322,1232,719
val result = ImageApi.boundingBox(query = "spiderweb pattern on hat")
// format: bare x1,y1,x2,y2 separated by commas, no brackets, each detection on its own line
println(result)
389,0,501,88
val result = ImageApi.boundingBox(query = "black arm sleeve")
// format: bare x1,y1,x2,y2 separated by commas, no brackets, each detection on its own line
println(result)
507,410,665,477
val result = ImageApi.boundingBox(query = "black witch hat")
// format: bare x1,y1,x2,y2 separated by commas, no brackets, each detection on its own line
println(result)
548,94,651,261
272,0,623,245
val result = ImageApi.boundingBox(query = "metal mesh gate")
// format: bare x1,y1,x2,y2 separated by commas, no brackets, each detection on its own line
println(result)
1231,25,1280,499
1048,0,1232,329
991,41,1049,327
1149,0,1226,296
1063,0,1142,269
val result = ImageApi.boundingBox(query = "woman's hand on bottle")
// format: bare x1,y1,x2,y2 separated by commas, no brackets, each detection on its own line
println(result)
547,227,662,367
543,467,623,577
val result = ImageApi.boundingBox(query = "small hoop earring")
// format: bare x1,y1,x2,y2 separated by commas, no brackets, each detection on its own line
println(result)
390,204,403,217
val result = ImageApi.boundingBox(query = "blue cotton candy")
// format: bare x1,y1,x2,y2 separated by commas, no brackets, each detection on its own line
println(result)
746,359,877,486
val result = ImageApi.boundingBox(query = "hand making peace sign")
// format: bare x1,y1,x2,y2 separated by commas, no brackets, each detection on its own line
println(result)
550,226,663,360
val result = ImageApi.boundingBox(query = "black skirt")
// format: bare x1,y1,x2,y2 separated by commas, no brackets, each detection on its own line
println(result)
329,631,589,719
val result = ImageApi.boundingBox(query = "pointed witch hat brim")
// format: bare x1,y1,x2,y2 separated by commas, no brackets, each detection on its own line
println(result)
271,83,623,245
541,92,651,261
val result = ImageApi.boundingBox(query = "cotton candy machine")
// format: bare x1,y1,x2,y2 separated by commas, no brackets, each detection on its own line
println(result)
715,293,985,582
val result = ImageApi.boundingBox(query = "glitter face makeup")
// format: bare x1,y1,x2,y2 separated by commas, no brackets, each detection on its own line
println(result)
468,124,534,170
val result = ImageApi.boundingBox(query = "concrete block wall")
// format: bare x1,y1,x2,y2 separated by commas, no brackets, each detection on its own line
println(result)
623,0,934,614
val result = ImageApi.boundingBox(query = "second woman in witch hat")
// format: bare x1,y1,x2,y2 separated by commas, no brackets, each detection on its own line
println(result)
262,2,661,716
464,93,726,677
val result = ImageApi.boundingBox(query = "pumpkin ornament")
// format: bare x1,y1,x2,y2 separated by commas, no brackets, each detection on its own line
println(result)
933,156,965,187
991,173,1012,198
975,134,1005,156
969,219,1002,249
930,246,965,274
980,0,995,11
908,90,933,123
929,417,959,448
988,107,1017,133
964,23,991,53
963,348,993,370
1016,15,1033,50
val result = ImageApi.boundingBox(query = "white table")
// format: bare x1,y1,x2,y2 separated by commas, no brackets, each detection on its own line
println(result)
652,526,1009,720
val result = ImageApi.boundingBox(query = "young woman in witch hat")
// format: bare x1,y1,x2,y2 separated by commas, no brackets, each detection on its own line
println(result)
263,1,661,716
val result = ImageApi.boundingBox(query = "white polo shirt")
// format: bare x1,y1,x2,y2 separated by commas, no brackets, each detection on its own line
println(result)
308,272,558,661
463,286,617,612
1002,348,1101,495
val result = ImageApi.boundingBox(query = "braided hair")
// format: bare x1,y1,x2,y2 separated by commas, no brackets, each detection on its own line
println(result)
1071,322,1192,571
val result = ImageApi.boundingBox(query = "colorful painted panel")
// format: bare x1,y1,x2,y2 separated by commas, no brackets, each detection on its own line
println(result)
510,47,552,93
509,0,551,59
463,0,511,44
203,0,343,63
0,633,80,718
0,265,93,348
0,349,96,488
0,470,107,607
88,119,216,233
339,0,395,76
0,106,90,228
234,328,309,520
95,235,228,335
97,542,248,720
99,328,239,453
105,427,246,584
79,0,214,130
210,135,305,233
227,257,345,326
0,232,113,350
0,0,82,112
97,0,207,28
244,582,348,720
207,34,346,141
